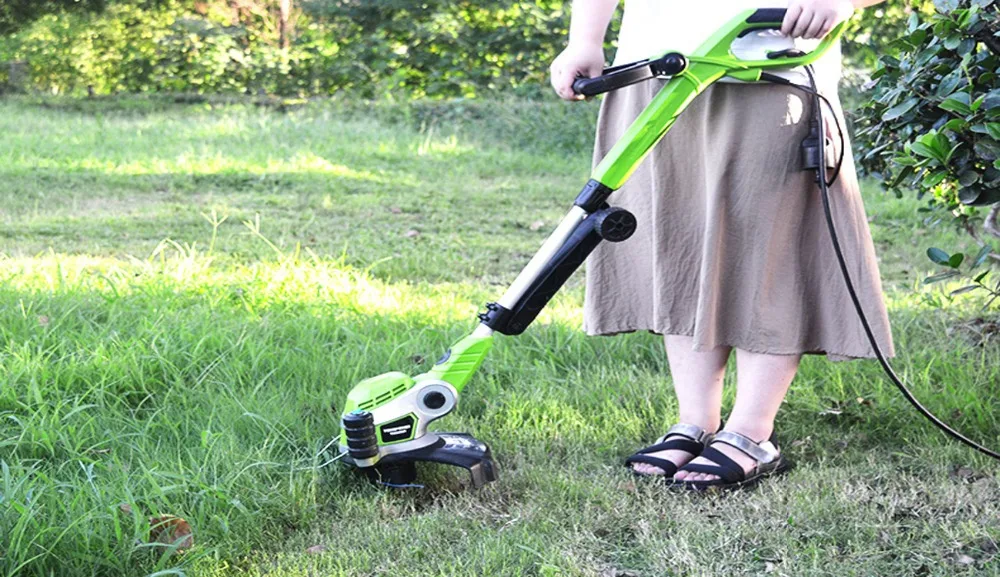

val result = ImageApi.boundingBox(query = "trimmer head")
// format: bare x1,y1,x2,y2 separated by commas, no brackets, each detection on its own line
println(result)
338,337,498,489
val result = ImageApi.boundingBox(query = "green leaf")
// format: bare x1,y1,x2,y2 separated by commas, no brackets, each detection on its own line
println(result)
973,245,992,268
936,73,963,98
974,270,990,283
987,123,1000,140
950,285,980,296
939,95,972,115
923,170,949,187
983,89,1000,110
910,141,938,160
923,270,961,284
975,138,1000,162
927,247,952,265
958,171,980,186
948,252,965,268
884,98,919,121
943,118,968,132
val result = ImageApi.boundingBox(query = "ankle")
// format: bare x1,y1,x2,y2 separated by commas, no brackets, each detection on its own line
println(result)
677,412,721,434
721,419,773,443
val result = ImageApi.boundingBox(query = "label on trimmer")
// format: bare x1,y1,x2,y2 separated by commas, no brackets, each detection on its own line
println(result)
379,415,416,444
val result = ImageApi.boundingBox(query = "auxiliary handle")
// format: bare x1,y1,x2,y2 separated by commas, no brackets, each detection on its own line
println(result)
572,8,844,97
572,53,688,97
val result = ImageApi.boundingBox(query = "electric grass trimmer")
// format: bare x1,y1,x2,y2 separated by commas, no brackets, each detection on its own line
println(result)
339,7,1000,488
337,9,847,488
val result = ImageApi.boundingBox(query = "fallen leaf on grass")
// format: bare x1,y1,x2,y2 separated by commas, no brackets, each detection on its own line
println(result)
389,206,402,214
950,465,977,481
529,220,545,231
149,515,194,552
955,554,976,566
790,436,812,448
405,229,420,238
37,316,49,327
975,537,999,555
118,503,133,515
600,569,640,577
305,545,327,555
856,397,873,407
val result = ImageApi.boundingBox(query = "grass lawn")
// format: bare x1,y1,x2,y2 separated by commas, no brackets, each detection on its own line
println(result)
1,95,999,577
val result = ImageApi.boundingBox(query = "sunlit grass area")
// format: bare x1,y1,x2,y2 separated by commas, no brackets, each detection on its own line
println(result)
1,96,999,576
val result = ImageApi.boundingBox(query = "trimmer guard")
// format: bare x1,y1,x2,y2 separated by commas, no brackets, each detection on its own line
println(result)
345,433,497,489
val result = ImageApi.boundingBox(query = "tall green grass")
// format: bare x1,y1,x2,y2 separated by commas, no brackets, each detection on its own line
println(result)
0,96,998,576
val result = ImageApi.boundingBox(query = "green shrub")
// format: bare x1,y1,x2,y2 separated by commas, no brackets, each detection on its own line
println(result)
856,0,999,302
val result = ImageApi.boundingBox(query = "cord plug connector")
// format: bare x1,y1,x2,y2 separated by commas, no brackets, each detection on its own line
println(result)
800,117,821,176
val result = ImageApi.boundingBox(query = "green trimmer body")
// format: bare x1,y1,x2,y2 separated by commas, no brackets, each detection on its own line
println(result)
338,8,846,488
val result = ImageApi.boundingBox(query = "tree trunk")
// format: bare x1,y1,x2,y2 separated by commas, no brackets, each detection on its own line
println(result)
278,0,292,49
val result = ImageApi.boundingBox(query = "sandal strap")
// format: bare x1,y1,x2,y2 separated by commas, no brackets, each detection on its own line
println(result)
662,423,712,445
679,446,745,483
634,437,703,456
711,431,780,464
624,422,713,472
623,454,681,476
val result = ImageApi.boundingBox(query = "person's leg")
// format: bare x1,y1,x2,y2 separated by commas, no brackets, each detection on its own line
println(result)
630,335,729,475
674,349,800,482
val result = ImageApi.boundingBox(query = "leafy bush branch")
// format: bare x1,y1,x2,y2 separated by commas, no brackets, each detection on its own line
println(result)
857,0,1000,271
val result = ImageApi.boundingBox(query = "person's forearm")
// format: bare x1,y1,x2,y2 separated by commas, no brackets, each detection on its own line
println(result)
568,0,619,47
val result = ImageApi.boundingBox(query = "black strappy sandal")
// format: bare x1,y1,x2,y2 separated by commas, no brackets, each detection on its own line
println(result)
672,430,792,491
624,423,714,478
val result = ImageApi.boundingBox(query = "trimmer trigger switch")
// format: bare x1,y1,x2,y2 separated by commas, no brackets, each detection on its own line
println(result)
767,49,806,59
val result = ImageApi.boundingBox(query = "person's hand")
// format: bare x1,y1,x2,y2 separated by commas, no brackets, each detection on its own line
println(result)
780,0,855,40
549,42,606,101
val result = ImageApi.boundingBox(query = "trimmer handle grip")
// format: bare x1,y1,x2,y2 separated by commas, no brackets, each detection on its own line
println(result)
572,61,653,97
572,53,688,97
745,8,787,24
738,8,787,37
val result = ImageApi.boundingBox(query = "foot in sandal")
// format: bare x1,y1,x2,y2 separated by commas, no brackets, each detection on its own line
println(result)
672,427,792,489
625,422,718,477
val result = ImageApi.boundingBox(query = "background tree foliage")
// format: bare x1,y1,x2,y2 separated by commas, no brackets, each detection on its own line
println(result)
0,0,913,98
0,0,107,35
0,0,584,97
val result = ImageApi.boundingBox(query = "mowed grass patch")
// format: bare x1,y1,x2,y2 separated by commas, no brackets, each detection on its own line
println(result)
0,97,597,285
0,97,998,576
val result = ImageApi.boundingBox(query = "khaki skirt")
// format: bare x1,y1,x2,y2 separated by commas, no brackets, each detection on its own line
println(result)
583,81,894,361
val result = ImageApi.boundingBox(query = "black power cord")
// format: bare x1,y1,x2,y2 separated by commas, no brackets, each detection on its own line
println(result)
760,67,1000,462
